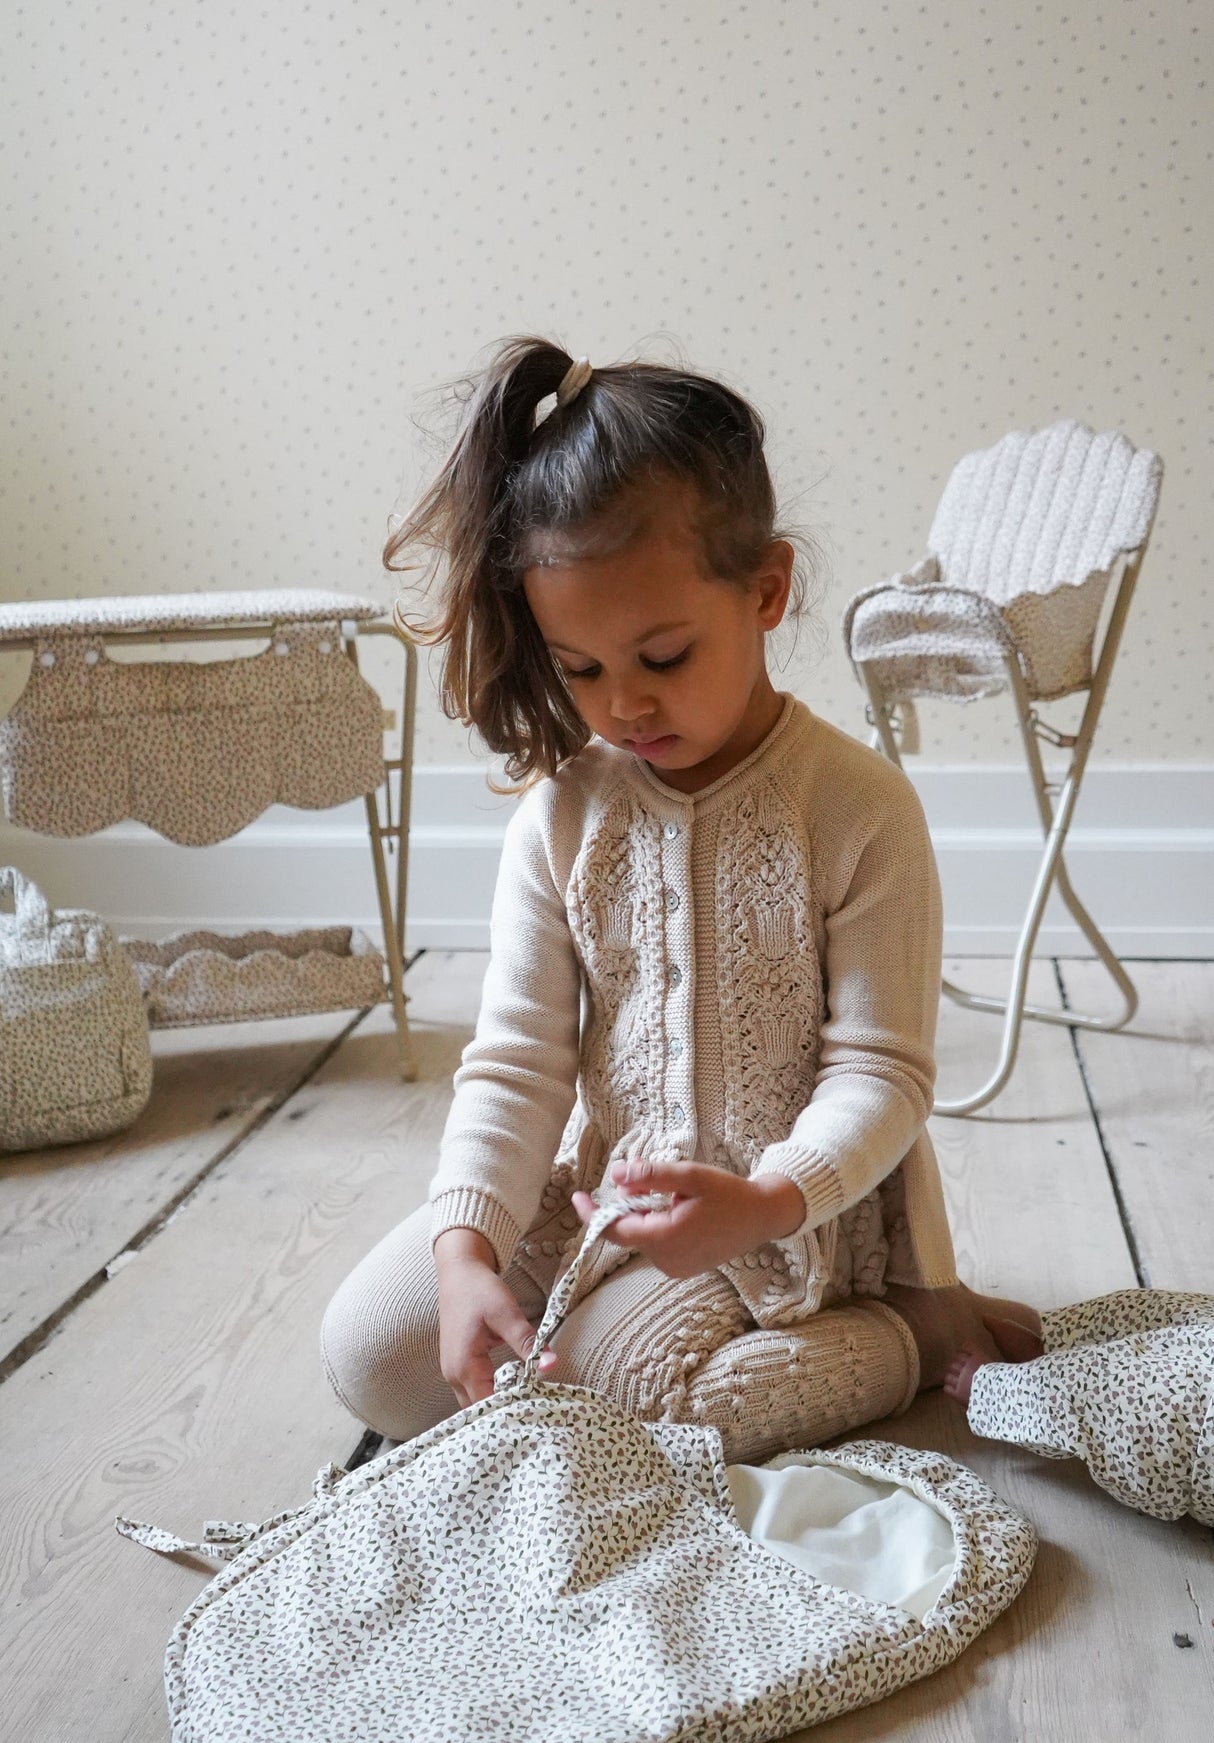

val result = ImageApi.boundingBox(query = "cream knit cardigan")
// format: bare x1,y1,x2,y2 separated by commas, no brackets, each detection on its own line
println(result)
430,694,959,1327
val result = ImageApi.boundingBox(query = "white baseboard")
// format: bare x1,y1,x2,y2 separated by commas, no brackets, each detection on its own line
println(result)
1,764,1211,957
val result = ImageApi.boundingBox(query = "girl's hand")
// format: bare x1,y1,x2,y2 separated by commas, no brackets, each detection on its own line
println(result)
434,1253,558,1407
570,1158,806,1278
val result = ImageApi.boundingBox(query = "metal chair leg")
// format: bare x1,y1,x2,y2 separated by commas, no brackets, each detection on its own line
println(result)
938,641,1138,1041
856,634,1128,1108
348,626,418,1083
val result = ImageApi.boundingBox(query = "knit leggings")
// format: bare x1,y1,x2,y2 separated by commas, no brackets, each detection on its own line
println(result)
320,1202,920,1464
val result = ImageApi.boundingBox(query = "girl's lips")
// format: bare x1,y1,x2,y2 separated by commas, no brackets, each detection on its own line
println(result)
627,734,678,754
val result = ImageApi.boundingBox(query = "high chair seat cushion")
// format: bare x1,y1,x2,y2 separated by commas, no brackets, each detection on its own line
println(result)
967,1288,1214,1526
844,566,1020,703
842,420,1163,704
926,420,1160,606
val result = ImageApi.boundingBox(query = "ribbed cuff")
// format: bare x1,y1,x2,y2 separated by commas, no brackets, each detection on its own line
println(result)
752,1141,848,1234
854,1299,921,1414
429,1187,521,1276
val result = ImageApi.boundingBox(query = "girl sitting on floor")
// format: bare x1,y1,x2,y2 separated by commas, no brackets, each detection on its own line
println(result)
319,336,1042,1461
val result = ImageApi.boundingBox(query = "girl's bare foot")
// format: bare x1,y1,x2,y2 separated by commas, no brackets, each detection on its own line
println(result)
942,1313,1046,1405
943,1344,987,1406
881,1281,1044,1394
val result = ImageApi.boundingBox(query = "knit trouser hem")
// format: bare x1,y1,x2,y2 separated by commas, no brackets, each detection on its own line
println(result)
853,1299,921,1415
653,1300,922,1466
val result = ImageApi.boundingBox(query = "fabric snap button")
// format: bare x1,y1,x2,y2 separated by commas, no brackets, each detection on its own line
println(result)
666,888,680,911
669,1037,683,1058
670,1104,686,1125
663,822,679,839
669,964,682,988
38,650,56,668
83,648,100,666
274,639,290,655
317,638,332,654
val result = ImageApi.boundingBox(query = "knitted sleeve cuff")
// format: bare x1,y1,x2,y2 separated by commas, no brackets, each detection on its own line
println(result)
752,1140,848,1235
429,1187,522,1276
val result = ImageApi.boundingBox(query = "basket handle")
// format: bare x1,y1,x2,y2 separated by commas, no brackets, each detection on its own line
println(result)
0,866,53,943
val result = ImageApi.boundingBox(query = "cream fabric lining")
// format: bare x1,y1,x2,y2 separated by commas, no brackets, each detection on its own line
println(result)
726,1453,957,1622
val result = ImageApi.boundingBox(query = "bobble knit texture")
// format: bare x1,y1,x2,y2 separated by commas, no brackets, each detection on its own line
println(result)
429,695,959,1331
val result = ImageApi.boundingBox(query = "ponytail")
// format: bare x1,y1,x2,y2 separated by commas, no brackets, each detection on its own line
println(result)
389,337,589,783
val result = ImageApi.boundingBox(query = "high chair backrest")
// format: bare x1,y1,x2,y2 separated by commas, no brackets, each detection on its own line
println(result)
927,417,1161,608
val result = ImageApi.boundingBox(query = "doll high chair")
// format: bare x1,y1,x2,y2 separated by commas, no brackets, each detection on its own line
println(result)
843,418,1164,1116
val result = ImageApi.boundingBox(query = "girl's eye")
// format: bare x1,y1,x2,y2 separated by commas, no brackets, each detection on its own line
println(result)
560,648,690,681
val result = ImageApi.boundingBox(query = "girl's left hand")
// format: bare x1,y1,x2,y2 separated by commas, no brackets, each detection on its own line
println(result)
570,1157,805,1279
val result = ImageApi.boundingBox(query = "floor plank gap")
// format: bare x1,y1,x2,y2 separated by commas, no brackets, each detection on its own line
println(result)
1053,958,1148,1289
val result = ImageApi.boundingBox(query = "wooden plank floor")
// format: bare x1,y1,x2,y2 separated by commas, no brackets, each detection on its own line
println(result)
2,955,1211,1739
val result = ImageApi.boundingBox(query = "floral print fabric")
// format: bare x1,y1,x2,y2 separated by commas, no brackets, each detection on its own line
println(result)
117,1202,1036,1742
967,1287,1214,1526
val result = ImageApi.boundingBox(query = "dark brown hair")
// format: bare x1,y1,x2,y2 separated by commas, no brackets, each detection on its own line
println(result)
387,335,820,784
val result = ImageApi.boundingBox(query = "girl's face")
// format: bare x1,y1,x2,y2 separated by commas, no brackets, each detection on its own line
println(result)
522,482,794,793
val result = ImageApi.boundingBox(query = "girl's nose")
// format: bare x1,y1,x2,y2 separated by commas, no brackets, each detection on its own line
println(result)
608,678,657,724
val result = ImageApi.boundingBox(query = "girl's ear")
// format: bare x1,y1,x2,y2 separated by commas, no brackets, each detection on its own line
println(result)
755,539,795,630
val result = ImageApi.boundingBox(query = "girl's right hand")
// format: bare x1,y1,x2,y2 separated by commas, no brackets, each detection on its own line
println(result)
434,1247,558,1407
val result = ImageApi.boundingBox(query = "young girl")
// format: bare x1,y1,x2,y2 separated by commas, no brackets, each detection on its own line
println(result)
319,337,1043,1463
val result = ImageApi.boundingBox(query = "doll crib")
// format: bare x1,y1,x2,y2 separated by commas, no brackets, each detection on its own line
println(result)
0,588,419,1080
843,418,1164,1116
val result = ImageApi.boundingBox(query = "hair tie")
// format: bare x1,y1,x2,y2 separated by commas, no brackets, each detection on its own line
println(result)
556,356,593,407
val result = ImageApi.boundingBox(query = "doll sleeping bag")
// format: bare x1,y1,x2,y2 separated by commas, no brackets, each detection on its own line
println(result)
116,1199,1037,1743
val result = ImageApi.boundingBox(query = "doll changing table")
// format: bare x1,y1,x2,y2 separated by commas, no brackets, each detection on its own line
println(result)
0,589,418,1080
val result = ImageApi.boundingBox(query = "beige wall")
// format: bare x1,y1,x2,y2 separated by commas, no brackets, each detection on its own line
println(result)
3,1,1209,765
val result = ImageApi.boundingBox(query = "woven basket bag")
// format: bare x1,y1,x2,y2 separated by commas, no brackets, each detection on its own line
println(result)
0,866,152,1152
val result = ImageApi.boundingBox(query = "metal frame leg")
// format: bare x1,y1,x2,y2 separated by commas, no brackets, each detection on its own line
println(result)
859,546,1144,1116
346,623,419,1082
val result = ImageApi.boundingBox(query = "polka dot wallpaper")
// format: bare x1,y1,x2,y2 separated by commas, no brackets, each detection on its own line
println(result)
2,0,1210,764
